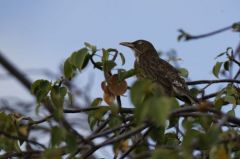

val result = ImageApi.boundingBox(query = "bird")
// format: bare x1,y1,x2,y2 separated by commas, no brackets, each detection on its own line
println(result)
120,39,198,105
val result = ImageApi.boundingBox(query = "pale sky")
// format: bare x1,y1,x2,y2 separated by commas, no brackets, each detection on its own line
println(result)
0,0,239,101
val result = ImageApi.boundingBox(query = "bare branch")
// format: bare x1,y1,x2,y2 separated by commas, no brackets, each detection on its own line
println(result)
0,150,42,158
178,22,239,41
0,130,46,149
187,79,240,85
119,127,152,159
81,123,149,159
0,52,32,90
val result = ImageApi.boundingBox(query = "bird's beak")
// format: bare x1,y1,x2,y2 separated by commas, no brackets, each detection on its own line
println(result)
119,42,134,48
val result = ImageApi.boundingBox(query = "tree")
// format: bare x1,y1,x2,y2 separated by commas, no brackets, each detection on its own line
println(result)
0,22,240,159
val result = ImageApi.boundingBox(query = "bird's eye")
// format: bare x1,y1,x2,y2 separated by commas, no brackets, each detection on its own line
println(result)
137,41,143,45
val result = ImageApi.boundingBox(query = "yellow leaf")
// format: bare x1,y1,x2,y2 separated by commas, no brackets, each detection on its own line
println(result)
18,126,28,137
120,139,129,152
216,145,229,159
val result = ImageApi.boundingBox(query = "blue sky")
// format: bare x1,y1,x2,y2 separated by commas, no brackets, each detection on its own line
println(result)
0,0,239,101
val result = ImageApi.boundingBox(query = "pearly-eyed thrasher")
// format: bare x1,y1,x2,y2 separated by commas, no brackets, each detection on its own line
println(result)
120,39,198,104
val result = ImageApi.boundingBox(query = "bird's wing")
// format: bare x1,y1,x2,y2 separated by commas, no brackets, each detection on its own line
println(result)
158,59,199,104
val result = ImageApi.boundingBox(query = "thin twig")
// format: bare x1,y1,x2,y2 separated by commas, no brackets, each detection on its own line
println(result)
187,79,240,85
201,92,218,100
119,127,152,159
0,130,46,149
81,123,149,159
170,106,240,126
64,107,101,113
87,122,133,140
110,49,119,61
227,53,240,67
90,54,103,70
0,150,42,158
67,118,111,159
179,23,237,41
28,114,53,126
234,69,240,79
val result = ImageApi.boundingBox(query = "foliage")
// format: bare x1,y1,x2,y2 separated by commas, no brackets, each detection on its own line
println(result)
1,22,240,159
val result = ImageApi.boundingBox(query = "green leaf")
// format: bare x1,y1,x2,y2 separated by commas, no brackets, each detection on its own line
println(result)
81,53,90,69
189,87,200,97
87,107,109,130
70,48,89,70
212,62,223,78
0,113,20,152
151,148,178,159
130,80,153,106
226,85,237,95
108,115,122,128
60,87,67,97
149,127,165,144
164,133,179,147
178,68,189,78
134,101,150,124
51,86,66,107
42,148,62,159
227,109,235,116
50,86,66,119
94,61,103,68
31,80,52,103
119,52,125,65
214,98,224,110
51,126,65,147
223,61,230,71
183,126,219,151
168,117,178,129
0,136,20,152
66,133,78,152
197,116,213,132
215,52,226,59
147,97,173,126
102,48,110,61
64,58,75,79
118,69,136,81
84,42,92,48
103,60,116,72
84,42,97,53
134,96,175,126
91,98,103,107
88,116,97,131
224,95,236,106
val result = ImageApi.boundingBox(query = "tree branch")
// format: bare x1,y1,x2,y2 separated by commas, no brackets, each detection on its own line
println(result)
187,79,240,85
119,127,152,159
0,130,46,149
0,52,32,90
0,150,42,158
178,22,239,41
170,106,240,127
81,123,149,159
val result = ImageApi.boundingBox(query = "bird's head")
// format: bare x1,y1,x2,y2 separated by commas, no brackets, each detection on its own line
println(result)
120,40,156,57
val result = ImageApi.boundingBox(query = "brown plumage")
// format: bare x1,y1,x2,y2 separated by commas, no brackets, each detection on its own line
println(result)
120,39,198,104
